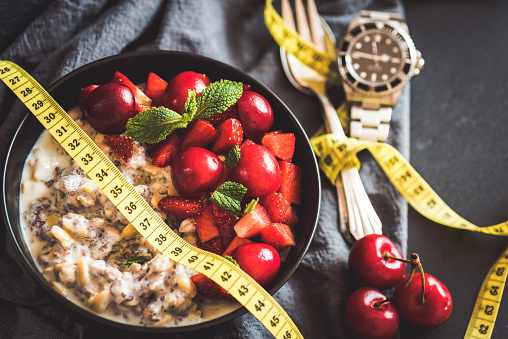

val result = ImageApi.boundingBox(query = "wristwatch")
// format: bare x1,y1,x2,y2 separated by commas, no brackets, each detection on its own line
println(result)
337,10,424,142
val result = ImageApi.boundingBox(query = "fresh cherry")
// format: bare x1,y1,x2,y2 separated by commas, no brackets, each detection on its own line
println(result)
231,144,281,197
163,71,211,113
84,82,136,134
231,242,280,287
348,234,406,290
394,272,453,329
345,287,400,339
237,90,274,140
171,147,224,198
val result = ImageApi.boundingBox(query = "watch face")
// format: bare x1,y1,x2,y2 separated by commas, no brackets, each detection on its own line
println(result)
338,22,416,93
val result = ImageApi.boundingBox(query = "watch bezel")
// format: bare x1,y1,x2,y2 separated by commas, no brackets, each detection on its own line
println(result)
337,21,418,96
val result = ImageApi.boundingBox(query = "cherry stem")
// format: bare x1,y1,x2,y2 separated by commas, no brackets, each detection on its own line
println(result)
384,253,412,264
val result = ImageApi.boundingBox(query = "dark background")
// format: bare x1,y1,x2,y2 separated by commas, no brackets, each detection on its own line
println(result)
1,0,508,338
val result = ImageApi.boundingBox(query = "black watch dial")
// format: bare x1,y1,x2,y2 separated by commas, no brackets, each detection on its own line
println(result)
338,23,414,93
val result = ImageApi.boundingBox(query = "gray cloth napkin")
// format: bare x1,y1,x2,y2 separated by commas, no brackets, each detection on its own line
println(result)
0,0,408,338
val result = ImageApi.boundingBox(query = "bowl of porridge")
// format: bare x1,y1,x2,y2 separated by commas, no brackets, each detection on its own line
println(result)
1,51,321,333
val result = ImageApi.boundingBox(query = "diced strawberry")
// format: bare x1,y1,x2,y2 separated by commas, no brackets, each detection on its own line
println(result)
261,133,295,161
259,222,296,251
111,71,152,106
211,202,239,238
191,273,232,299
241,139,256,149
135,104,151,113
211,118,243,153
234,203,271,238
194,204,220,243
180,119,218,150
104,136,134,163
222,236,253,256
145,72,167,106
79,84,98,114
151,133,181,167
259,192,298,228
278,161,302,205
208,105,240,126
264,130,282,136
196,236,225,255
158,196,204,220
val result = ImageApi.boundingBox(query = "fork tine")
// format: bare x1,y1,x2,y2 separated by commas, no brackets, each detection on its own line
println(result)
281,0,296,31
295,0,312,42
306,0,327,51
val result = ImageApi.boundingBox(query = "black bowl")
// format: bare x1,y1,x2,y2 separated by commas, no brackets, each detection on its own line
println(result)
2,51,321,333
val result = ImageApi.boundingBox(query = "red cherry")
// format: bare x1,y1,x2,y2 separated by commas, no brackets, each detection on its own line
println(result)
163,71,211,113
171,147,224,198
348,234,406,290
345,287,400,339
237,91,274,140
231,243,280,287
394,272,453,329
84,83,136,134
231,144,281,197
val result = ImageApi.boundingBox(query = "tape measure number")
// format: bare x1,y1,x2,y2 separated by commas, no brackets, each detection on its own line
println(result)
0,60,302,339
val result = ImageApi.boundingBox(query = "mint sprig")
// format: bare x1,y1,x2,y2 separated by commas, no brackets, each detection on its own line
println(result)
126,79,243,143
243,198,259,215
209,181,247,216
224,144,241,168
124,255,149,267
224,255,240,267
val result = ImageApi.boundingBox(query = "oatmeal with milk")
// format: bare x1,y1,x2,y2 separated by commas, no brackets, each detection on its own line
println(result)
20,70,300,327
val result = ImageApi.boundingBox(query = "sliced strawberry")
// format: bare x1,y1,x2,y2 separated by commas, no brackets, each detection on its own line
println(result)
211,202,239,238
196,236,225,255
79,84,98,114
211,118,243,154
191,273,231,299
259,192,298,228
104,136,134,163
208,105,240,126
111,71,152,106
261,133,295,161
222,236,253,256
278,161,302,205
194,204,220,243
234,203,271,238
145,72,167,106
151,133,181,167
241,139,255,149
180,119,218,150
158,196,204,220
135,104,152,113
259,222,296,251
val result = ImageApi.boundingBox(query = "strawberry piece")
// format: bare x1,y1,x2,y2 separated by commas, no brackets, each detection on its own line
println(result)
208,105,240,126
222,236,253,256
234,203,271,238
261,133,296,161
111,71,152,106
211,202,239,238
196,236,225,255
145,72,167,106
104,136,134,163
278,161,302,205
260,222,296,251
151,133,181,167
180,119,218,150
241,139,255,149
259,192,298,228
211,118,243,154
194,204,220,243
158,196,204,220
79,84,98,114
191,273,231,299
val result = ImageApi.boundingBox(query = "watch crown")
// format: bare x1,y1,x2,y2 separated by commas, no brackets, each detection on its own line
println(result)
413,50,425,76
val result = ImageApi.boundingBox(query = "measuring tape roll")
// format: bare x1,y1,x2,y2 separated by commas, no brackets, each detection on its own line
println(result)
0,61,303,339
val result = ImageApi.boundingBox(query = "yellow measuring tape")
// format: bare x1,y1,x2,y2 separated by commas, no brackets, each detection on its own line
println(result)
263,1,508,337
0,60,302,339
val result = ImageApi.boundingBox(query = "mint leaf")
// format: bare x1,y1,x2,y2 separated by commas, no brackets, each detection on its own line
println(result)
224,255,240,267
181,89,197,122
224,144,241,168
193,80,243,120
209,181,247,216
124,255,149,267
243,198,259,215
126,107,188,143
